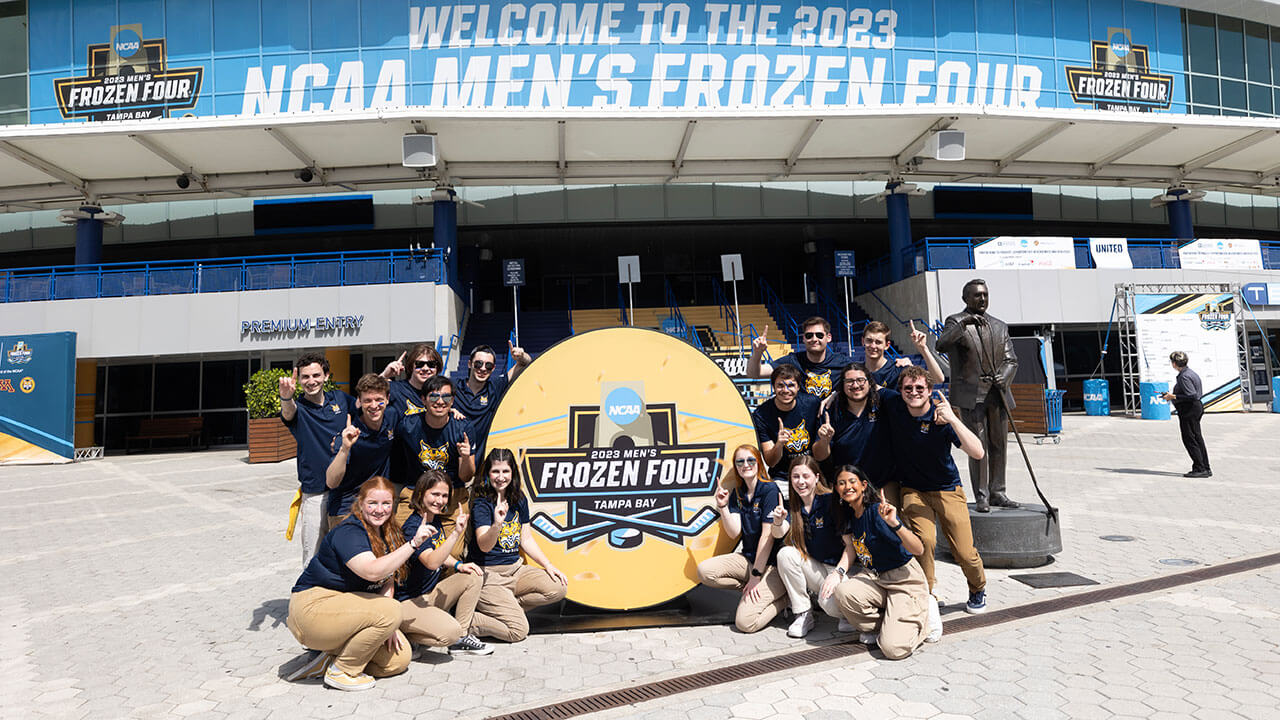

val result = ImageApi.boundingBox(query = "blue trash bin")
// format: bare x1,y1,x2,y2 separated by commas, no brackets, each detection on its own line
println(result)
1083,379,1109,416
1140,381,1171,420
1272,377,1280,413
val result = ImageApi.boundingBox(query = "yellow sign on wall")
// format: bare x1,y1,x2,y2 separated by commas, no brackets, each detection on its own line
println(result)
486,328,755,610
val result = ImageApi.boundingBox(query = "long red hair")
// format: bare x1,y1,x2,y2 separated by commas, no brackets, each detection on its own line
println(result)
349,476,410,585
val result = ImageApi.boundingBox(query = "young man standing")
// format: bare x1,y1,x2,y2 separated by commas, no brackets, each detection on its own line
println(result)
881,366,989,616
399,375,476,490
1161,351,1211,478
862,320,946,390
280,353,356,567
748,317,845,400
454,341,532,449
752,365,821,483
325,374,402,526
379,344,446,417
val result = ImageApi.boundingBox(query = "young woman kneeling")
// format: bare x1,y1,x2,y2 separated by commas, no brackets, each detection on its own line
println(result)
696,444,789,633
468,448,569,642
776,456,847,638
820,465,940,660
396,470,492,657
285,477,434,691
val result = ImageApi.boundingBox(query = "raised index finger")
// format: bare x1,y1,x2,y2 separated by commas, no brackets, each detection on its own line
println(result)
397,351,406,363
910,319,916,332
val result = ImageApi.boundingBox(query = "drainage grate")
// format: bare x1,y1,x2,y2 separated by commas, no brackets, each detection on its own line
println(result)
1010,571,1099,589
487,551,1280,720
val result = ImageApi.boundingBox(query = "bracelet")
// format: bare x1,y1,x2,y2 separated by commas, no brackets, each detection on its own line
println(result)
891,522,904,532
453,560,462,571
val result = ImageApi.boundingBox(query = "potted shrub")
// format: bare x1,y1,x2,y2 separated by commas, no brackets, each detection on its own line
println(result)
243,368,298,463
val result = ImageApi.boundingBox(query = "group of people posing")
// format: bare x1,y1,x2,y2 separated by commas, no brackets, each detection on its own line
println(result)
281,292,1012,689
282,343,568,691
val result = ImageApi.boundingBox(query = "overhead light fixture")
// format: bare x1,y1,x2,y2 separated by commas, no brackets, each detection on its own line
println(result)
175,174,191,189
294,168,314,183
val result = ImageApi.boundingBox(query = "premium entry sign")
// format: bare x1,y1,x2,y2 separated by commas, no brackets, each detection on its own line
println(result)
486,328,754,610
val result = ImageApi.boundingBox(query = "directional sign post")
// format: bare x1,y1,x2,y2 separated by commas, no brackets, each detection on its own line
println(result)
834,251,856,347
721,254,744,359
618,255,640,326
504,259,525,346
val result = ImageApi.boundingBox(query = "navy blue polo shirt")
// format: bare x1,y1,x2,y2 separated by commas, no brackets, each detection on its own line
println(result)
326,407,403,517
388,379,428,417
467,496,529,566
396,513,447,601
828,388,897,482
283,389,356,494
454,374,511,443
752,393,820,481
798,492,844,566
398,413,474,486
880,394,962,492
775,350,844,400
727,480,782,565
292,514,381,593
869,361,904,391
844,502,913,574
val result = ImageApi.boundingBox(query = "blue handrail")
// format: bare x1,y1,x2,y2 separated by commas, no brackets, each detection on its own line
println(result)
756,277,799,348
663,278,704,351
811,281,868,346
0,248,447,303
709,274,738,335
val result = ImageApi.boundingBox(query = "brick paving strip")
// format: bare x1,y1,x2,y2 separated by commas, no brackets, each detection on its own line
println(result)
487,550,1280,720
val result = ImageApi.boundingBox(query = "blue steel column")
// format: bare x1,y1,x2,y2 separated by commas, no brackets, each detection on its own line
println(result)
74,205,104,266
433,190,459,291
1165,188,1194,241
885,182,912,283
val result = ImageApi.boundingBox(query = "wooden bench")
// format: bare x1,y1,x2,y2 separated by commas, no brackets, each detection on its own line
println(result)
126,417,205,453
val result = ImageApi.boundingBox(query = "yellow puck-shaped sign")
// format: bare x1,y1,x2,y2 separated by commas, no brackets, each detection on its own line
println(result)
487,327,755,610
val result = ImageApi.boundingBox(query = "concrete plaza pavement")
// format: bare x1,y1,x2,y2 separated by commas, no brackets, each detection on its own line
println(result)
2,411,1278,719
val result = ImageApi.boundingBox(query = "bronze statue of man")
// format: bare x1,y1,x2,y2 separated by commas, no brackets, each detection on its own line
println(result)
936,279,1019,513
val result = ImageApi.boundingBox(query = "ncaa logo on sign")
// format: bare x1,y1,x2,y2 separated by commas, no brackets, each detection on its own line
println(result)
604,387,643,425
1109,31,1131,58
113,28,141,58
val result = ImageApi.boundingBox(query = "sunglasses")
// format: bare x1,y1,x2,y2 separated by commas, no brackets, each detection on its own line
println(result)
803,331,825,340
734,457,758,466
901,385,929,394
426,392,454,403
472,361,495,371
414,360,440,370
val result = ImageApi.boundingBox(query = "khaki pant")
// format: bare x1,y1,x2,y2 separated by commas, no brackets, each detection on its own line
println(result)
399,572,482,647
900,486,986,593
775,546,841,618
472,561,568,642
286,587,410,677
299,491,327,568
833,559,930,660
696,552,788,633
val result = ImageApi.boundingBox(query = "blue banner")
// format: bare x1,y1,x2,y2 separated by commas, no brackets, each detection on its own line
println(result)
27,0,1187,121
0,332,76,463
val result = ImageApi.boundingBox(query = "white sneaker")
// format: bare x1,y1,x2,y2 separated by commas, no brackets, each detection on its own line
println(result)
926,595,943,643
836,619,855,633
786,610,815,638
858,632,879,646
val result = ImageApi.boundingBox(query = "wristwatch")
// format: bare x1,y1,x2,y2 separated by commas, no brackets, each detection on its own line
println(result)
750,567,763,578
835,567,847,577
890,521,904,532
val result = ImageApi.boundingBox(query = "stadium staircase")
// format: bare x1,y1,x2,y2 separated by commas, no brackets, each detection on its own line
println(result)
450,310,572,381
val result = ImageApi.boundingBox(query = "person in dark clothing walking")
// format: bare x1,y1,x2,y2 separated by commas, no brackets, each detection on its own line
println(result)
1160,351,1211,478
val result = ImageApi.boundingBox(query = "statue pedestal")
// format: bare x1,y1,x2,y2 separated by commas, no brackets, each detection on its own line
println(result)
936,504,1062,569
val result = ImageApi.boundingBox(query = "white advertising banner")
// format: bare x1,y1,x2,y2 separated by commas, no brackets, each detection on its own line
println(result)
1133,292,1242,412
1088,237,1132,268
1177,239,1264,270
972,236,1076,269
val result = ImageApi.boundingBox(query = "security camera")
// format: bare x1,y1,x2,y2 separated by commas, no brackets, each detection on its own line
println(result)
295,168,314,183
175,174,190,189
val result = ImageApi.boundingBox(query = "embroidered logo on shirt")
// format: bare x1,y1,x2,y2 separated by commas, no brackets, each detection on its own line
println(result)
330,404,342,414
497,518,521,552
419,442,450,469
805,371,833,398
480,395,489,406
404,401,425,416
919,421,931,434
851,532,873,569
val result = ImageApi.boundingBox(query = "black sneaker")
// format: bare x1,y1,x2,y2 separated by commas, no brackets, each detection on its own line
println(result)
965,590,987,614
448,634,493,656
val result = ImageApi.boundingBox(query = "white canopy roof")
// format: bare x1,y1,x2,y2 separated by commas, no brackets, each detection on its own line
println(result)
2,105,1280,211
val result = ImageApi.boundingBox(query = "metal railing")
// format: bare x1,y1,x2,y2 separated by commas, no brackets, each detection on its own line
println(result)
663,279,704,351
812,281,867,346
709,274,738,335
0,248,447,303
757,277,799,348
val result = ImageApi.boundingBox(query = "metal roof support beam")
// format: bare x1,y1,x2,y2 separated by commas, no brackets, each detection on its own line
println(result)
995,121,1072,171
264,127,328,184
557,120,567,182
893,117,956,167
0,141,88,195
1089,126,1175,175
129,134,206,185
1180,129,1278,173
784,119,823,176
666,120,698,182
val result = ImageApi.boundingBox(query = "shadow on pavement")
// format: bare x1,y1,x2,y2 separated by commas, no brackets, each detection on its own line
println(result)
1098,467,1185,477
250,598,289,631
